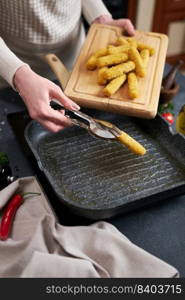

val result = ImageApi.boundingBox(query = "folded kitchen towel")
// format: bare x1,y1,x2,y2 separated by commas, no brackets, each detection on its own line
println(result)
0,177,179,278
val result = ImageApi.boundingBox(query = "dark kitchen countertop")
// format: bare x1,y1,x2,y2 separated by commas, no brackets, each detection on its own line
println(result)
0,66,185,277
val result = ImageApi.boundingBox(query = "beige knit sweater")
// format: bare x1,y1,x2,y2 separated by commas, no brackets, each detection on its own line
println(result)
0,0,111,88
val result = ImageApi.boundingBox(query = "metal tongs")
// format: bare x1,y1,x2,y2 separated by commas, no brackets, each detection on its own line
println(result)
50,100,121,140
50,100,147,155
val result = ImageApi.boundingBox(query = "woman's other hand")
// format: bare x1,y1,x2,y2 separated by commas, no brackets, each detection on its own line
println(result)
14,65,80,132
93,15,135,36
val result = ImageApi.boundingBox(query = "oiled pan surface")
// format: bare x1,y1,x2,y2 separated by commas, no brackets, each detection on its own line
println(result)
25,110,185,219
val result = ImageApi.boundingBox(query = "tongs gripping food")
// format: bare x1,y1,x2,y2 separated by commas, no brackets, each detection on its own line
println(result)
50,100,115,139
50,100,146,155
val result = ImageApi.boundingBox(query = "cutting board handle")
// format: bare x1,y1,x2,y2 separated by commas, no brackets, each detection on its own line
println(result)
45,53,70,90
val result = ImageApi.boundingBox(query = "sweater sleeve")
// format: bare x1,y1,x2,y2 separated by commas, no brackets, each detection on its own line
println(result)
82,0,112,24
0,37,27,88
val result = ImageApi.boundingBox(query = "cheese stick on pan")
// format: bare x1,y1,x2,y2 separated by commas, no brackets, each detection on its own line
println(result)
97,53,128,68
103,74,126,96
96,119,146,155
117,131,146,155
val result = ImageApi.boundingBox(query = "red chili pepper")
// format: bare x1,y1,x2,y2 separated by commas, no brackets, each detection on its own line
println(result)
162,112,174,125
0,192,40,241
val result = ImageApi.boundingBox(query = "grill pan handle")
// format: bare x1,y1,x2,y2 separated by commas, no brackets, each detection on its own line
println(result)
45,53,70,90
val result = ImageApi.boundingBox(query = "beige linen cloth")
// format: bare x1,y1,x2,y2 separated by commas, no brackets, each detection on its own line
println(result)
0,177,179,278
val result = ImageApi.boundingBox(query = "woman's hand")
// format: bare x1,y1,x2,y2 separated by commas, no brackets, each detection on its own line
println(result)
93,15,135,36
14,65,80,132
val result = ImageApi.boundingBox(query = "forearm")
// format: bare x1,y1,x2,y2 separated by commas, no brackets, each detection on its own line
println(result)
0,37,27,88
82,0,111,24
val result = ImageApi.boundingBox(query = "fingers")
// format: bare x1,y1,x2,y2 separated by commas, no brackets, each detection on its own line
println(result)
95,16,135,36
44,108,72,127
33,84,80,132
16,71,77,132
29,102,72,131
37,108,73,132
112,19,135,36
38,119,65,133
122,19,135,36
36,107,72,126
50,85,80,111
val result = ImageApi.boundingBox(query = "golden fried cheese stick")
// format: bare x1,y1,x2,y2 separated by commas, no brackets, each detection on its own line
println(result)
128,72,139,99
116,131,146,155
103,74,126,96
116,36,129,46
140,49,150,68
95,119,146,155
86,47,108,70
127,37,137,48
137,43,155,56
94,48,108,57
97,53,128,68
86,56,97,70
103,61,135,80
107,44,130,55
97,67,107,85
128,47,146,77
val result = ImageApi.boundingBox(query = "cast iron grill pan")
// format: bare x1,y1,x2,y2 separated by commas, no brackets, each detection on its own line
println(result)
25,110,185,219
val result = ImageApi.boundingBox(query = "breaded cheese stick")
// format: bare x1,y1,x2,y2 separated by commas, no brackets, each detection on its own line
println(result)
128,47,146,77
93,47,108,57
97,53,128,68
137,43,155,56
86,47,108,70
95,119,146,155
116,131,146,155
86,56,97,70
103,61,135,80
127,37,137,48
107,44,130,55
140,49,150,68
128,72,139,99
116,36,129,46
103,74,126,96
97,67,108,85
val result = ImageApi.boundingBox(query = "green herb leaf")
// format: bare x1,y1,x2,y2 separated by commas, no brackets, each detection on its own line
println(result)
0,152,9,165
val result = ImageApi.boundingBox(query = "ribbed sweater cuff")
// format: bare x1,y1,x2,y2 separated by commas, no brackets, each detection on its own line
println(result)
0,37,28,89
82,0,112,24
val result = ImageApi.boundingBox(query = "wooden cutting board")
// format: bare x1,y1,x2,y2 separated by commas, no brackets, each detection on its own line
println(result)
65,24,168,118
